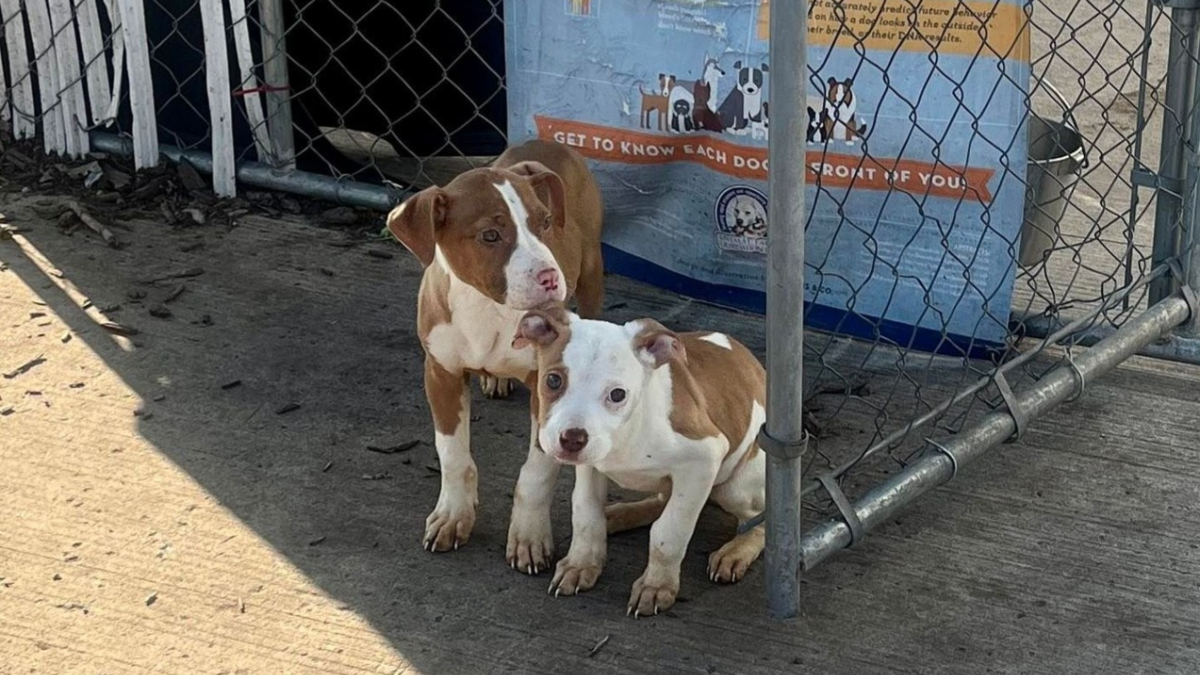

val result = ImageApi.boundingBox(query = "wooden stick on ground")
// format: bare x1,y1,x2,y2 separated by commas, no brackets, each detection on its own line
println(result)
66,200,119,248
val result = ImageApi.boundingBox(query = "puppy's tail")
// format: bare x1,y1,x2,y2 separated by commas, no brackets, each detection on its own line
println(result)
858,123,869,137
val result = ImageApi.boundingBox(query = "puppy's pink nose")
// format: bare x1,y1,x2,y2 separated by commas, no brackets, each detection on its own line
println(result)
559,428,588,454
537,268,560,292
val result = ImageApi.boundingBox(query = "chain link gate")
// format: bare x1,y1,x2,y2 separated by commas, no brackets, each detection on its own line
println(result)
2,0,1199,618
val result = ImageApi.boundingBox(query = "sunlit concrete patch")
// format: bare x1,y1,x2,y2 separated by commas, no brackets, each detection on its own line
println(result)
1,234,417,675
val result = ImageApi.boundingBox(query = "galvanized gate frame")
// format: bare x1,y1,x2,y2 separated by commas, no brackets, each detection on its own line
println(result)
754,0,1200,619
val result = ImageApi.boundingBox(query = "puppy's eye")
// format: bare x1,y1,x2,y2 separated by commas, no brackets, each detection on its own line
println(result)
546,373,563,391
480,229,501,243
608,388,627,403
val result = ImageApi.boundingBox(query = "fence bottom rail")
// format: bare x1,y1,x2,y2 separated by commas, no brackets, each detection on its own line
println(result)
797,295,1189,571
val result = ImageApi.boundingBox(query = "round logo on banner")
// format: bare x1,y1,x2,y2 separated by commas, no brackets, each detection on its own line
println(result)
714,185,768,255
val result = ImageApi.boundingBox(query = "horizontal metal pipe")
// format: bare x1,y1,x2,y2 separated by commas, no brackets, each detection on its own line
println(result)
91,132,406,211
1016,310,1200,365
786,264,1168,501
799,295,1190,571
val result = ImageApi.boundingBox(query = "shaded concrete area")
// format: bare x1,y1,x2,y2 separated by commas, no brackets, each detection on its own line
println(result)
2,196,1199,674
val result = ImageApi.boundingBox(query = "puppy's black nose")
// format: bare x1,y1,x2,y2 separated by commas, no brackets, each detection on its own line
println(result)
560,428,589,453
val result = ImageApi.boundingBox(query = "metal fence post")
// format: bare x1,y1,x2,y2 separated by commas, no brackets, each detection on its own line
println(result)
1150,4,1198,306
761,0,808,620
1179,7,1200,335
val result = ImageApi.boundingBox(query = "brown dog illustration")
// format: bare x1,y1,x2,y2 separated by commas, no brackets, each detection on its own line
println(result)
822,77,869,146
640,73,674,131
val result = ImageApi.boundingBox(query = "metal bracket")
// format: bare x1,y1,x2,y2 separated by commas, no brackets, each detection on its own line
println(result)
1167,258,1200,324
1063,347,1087,403
1132,166,1183,194
817,472,864,547
735,427,807,533
992,371,1029,442
737,512,765,534
735,426,808,536
925,438,960,483
757,424,809,460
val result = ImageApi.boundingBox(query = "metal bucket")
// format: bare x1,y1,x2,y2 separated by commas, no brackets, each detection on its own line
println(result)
1020,96,1087,267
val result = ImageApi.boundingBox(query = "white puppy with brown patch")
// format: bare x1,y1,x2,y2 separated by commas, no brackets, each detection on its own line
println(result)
513,306,767,617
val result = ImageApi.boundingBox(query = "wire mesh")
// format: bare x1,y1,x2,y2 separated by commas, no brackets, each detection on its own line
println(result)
794,0,1175,516
0,0,1191,530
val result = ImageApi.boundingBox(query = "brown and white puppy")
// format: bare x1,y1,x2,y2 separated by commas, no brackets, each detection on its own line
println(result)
514,307,767,617
387,140,604,570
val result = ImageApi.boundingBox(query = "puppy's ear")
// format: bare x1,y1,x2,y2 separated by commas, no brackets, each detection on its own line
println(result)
844,77,853,86
733,60,743,69
508,161,567,230
761,63,769,73
386,187,447,267
658,71,665,80
628,319,687,369
513,306,570,349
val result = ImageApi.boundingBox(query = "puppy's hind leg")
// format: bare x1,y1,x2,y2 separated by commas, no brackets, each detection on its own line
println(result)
707,450,766,583
605,493,666,534
706,525,764,584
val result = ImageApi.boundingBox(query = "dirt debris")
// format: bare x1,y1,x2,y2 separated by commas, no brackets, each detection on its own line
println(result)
3,354,46,379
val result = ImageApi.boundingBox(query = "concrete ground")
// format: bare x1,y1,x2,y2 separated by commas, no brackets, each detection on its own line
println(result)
3,184,1200,674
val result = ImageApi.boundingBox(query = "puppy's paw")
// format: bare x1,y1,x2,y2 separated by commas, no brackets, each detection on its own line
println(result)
505,510,554,575
626,574,679,618
707,535,763,584
548,557,603,597
480,375,514,399
422,504,475,553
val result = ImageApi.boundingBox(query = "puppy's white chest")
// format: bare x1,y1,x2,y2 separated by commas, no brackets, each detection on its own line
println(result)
425,284,534,377
597,422,717,493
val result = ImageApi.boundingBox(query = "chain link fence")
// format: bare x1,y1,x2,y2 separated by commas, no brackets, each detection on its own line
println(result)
2,0,1198,613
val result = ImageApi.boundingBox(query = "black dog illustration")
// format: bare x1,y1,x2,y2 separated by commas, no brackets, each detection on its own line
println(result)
670,94,695,132
692,56,725,132
718,61,768,134
805,106,828,144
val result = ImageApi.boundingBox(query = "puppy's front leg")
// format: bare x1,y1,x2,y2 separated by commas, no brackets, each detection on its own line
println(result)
423,357,477,552
627,460,719,617
549,465,608,596
506,388,560,575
